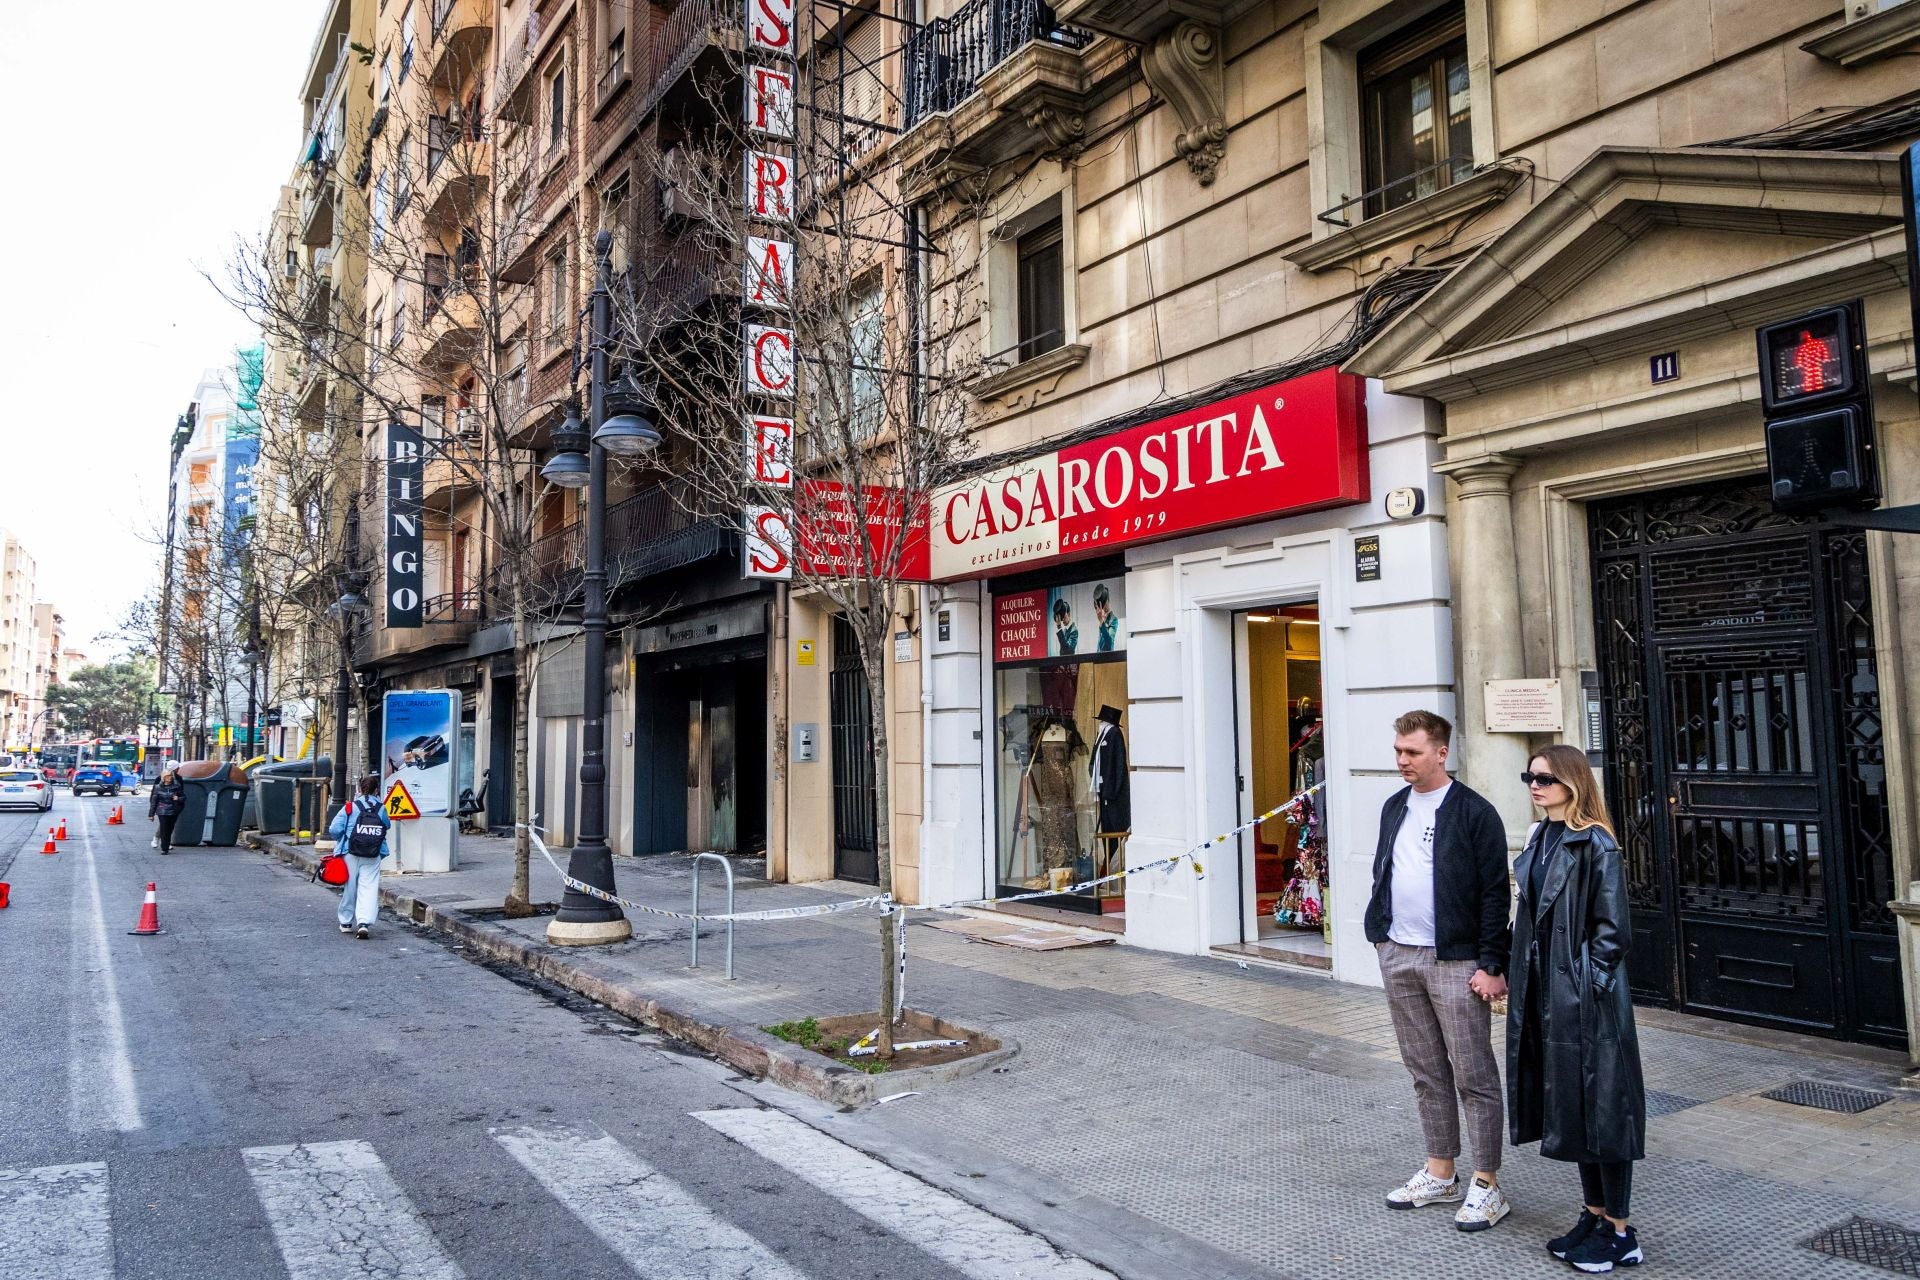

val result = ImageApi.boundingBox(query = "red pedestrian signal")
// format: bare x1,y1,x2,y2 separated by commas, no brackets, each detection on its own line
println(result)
1754,302,1877,513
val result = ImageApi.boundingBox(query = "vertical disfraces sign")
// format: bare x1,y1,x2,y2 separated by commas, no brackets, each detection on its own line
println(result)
387,421,424,627
741,0,798,579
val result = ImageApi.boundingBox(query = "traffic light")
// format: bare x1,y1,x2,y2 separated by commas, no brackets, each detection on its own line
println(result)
1756,301,1878,514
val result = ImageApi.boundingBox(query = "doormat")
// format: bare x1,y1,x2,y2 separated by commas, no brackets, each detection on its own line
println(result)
1760,1080,1895,1114
923,918,1115,950
1805,1216,1920,1276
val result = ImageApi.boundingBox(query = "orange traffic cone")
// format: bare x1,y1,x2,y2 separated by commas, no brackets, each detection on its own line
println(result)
107,805,122,825
56,818,68,840
128,883,162,936
41,831,57,854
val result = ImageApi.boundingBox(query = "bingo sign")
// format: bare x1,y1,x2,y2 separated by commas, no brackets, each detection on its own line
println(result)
740,0,799,579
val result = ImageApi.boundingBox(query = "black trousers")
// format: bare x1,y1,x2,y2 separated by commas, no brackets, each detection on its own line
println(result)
1578,1160,1633,1220
156,814,179,853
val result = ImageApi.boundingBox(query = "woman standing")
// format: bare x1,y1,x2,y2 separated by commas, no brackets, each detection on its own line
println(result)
1507,743,1647,1273
148,769,185,855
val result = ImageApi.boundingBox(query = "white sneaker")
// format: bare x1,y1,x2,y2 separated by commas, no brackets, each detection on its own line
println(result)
1386,1167,1463,1210
150,836,158,848
1453,1177,1510,1232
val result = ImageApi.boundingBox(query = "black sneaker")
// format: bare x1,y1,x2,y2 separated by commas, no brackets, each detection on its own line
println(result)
1549,1210,1603,1260
356,925,370,940
1567,1224,1644,1273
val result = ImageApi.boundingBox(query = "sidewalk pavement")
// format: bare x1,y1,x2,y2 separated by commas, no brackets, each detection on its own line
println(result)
253,830,1920,1279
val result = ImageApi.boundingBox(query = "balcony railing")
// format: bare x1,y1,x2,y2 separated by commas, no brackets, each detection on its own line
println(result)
904,0,1091,127
636,0,734,121
512,482,735,605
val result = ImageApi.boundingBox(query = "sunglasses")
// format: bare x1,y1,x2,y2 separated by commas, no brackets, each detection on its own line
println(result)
1519,771,1563,789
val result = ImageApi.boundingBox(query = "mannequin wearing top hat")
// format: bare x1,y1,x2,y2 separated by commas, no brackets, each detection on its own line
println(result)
1090,705,1131,880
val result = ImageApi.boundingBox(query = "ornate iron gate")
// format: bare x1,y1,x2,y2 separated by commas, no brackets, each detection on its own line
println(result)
830,616,879,884
1589,478,1901,1046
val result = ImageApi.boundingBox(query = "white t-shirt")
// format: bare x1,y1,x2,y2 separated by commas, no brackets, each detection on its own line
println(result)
1388,781,1452,947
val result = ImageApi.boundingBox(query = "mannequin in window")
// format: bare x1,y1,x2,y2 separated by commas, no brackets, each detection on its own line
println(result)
1017,722,1081,888
1090,704,1130,881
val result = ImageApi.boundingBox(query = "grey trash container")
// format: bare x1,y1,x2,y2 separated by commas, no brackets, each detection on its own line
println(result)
247,758,332,834
173,762,251,847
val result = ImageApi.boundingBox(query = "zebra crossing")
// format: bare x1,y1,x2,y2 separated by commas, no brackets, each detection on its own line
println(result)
0,1112,1108,1280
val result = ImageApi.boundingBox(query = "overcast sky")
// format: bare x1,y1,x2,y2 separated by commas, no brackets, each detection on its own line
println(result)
0,2,316,661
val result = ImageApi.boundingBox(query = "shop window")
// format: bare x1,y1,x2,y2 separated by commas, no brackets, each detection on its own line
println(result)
1359,7,1470,218
1015,217,1065,362
993,575,1129,914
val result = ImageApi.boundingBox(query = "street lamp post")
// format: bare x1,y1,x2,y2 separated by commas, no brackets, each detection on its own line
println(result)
327,572,370,824
544,230,658,946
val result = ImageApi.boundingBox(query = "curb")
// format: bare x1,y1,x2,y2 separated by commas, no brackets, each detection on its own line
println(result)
247,834,1017,1107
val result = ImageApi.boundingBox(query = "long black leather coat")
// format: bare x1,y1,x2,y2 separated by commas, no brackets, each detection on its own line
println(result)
1507,821,1646,1163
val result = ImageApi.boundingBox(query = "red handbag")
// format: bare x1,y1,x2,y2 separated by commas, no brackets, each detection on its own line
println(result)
316,855,349,886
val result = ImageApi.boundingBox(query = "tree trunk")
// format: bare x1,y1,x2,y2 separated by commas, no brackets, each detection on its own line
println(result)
865,613,897,1059
505,576,535,915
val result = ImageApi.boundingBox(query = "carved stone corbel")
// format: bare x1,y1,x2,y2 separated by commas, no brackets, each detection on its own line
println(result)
1139,20,1227,185
1023,101,1088,160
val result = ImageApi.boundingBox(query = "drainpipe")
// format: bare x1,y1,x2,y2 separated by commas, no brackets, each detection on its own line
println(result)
770,581,790,882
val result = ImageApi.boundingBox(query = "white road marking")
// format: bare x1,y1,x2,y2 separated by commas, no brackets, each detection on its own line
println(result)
243,1140,465,1280
68,805,143,1132
0,1162,112,1280
492,1122,807,1279
694,1109,1110,1279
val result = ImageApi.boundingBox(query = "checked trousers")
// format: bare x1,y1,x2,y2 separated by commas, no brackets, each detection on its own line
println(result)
1377,939,1505,1173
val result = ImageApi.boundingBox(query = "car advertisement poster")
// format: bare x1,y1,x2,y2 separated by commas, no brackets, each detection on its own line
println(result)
381,690,457,817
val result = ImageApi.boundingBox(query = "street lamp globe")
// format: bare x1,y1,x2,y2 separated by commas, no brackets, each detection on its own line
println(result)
593,409,661,456
541,401,593,488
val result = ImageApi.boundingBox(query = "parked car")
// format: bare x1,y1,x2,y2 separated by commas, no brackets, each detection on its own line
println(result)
0,768,53,811
70,762,121,797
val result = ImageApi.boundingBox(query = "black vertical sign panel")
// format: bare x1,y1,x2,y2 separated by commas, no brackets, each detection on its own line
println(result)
386,421,424,628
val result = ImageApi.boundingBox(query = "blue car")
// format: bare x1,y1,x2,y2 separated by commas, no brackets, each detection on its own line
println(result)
70,762,122,797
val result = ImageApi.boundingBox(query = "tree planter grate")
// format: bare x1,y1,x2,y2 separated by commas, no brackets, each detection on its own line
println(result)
1760,1079,1895,1114
1643,1089,1704,1118
1806,1216,1920,1276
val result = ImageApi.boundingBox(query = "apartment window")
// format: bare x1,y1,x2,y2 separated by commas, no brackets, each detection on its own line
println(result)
421,394,447,439
396,130,412,210
1359,7,1471,218
425,252,450,318
606,30,626,88
546,61,568,152
391,282,407,347
379,54,392,108
285,248,299,278
401,5,416,81
370,314,386,372
372,171,390,247
1015,217,1065,362
600,175,630,272
546,245,570,340
848,274,885,436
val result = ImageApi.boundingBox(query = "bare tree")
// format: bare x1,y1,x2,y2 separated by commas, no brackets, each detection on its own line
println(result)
606,36,991,1055
221,61,605,912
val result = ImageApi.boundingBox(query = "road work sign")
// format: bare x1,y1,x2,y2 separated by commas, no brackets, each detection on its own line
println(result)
384,780,421,821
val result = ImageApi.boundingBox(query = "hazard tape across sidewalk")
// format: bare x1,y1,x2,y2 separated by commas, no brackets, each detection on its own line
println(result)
525,781,1326,926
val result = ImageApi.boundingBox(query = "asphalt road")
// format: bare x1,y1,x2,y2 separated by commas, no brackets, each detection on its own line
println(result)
0,794,1112,1279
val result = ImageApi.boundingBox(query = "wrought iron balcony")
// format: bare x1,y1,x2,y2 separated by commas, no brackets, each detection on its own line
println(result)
635,0,741,123
515,481,736,607
904,0,1091,127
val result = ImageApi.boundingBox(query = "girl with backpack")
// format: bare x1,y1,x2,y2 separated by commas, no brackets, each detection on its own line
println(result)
325,774,391,939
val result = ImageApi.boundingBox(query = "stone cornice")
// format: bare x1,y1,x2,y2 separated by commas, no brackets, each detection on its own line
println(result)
1349,146,1907,382
1802,6,1920,66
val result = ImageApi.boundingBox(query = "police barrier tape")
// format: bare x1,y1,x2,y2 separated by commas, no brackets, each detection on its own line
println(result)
522,782,1325,926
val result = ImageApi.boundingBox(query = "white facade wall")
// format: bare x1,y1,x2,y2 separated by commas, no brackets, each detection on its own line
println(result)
919,381,1454,985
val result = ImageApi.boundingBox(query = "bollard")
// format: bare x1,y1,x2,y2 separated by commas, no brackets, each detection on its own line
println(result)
690,853,736,980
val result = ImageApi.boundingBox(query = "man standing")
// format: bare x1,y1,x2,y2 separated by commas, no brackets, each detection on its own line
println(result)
1364,710,1513,1232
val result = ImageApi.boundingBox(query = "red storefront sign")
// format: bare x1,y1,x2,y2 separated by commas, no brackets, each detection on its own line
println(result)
930,367,1367,579
992,590,1047,662
749,481,932,581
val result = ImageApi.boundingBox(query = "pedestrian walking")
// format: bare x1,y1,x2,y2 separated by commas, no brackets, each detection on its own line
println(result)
325,775,391,940
148,768,185,855
1508,744,1647,1272
1364,710,1513,1232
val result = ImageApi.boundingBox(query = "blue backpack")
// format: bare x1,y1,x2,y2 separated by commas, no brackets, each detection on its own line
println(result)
345,797,389,857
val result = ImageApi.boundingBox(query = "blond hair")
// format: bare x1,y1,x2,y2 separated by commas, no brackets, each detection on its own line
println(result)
1532,743,1613,838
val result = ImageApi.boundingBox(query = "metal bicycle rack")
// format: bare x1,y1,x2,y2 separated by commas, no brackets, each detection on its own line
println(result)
690,852,735,980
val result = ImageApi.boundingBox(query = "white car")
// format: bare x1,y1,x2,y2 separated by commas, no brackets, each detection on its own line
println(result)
0,768,54,811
